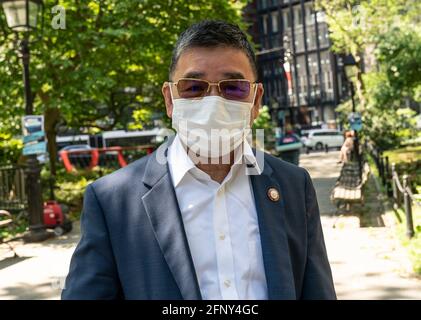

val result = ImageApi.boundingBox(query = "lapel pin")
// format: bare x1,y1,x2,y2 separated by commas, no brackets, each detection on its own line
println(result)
267,187,280,202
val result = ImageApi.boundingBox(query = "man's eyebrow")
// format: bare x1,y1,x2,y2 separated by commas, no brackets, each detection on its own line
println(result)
182,71,206,79
181,71,246,79
222,72,245,79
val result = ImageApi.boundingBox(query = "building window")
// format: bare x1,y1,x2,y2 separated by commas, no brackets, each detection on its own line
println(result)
318,25,329,47
271,35,280,47
325,72,332,90
283,10,291,29
301,77,307,94
305,2,316,24
271,12,279,33
313,73,318,86
262,14,268,34
295,7,302,26
298,37,304,52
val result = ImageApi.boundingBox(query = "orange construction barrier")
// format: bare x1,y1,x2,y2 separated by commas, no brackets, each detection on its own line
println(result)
60,145,154,173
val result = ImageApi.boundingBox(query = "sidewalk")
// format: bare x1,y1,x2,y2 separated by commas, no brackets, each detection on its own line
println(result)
300,150,421,299
0,223,80,299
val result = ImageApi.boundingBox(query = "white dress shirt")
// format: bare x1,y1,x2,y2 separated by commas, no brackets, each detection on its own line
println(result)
167,134,268,300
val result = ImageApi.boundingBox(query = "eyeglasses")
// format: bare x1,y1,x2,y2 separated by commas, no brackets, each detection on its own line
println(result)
170,78,257,101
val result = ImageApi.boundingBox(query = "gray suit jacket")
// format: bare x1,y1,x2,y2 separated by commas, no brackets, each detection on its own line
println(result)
61,140,336,300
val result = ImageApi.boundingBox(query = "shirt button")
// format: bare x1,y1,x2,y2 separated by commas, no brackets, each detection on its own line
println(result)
219,233,225,240
224,280,231,288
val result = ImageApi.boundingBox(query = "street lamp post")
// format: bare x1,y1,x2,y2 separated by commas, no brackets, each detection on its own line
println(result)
1,0,50,242
343,55,362,179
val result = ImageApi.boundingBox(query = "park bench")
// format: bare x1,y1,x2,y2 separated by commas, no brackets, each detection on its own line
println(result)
0,209,19,257
330,161,370,223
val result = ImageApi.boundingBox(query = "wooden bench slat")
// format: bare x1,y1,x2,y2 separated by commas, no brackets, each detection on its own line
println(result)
331,161,370,204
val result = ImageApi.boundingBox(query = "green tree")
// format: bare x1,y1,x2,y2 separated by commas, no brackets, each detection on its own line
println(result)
373,28,421,106
362,27,421,149
315,0,421,149
0,0,248,169
314,0,419,112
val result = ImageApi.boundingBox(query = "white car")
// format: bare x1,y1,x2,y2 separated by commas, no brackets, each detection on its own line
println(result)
301,129,344,151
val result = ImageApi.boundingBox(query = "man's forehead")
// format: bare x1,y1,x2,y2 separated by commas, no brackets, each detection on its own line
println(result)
173,46,255,80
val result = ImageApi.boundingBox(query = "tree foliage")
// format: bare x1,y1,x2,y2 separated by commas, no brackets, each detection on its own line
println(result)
1,0,247,132
362,27,421,149
0,0,248,167
316,0,421,150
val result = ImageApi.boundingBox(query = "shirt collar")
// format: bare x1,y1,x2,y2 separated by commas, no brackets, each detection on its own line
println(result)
242,138,263,175
167,134,197,187
167,134,262,188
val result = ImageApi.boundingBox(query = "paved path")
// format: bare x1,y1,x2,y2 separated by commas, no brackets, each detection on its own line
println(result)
300,150,421,299
0,223,80,299
1,150,420,299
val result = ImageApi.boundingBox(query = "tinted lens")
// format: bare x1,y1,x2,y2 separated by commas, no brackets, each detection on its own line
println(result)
176,79,209,98
220,80,251,100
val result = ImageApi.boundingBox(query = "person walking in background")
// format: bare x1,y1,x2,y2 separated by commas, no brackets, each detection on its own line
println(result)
338,131,354,164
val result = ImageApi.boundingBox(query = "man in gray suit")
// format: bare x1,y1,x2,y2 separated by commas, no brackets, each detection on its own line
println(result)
62,20,336,300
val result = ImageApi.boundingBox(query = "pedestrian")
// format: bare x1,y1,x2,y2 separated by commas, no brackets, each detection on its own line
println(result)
62,20,336,300
338,131,354,163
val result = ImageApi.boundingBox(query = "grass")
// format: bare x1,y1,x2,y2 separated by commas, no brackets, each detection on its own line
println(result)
393,205,421,275
383,145,421,164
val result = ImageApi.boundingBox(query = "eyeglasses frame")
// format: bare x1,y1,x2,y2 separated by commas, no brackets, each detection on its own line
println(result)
168,78,258,100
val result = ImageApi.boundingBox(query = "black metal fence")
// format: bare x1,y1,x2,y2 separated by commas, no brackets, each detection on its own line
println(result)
0,165,27,212
368,144,419,238
390,164,419,238
367,146,388,193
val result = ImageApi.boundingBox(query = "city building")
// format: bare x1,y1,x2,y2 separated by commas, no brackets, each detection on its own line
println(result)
245,0,349,129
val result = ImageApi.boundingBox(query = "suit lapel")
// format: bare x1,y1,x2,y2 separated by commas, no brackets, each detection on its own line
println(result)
250,160,297,299
141,141,202,300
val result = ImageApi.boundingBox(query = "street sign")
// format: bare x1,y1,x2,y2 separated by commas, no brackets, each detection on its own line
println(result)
22,115,46,156
348,112,362,132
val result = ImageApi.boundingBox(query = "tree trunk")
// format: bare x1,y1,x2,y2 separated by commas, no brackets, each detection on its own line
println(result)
44,107,60,176
354,53,367,112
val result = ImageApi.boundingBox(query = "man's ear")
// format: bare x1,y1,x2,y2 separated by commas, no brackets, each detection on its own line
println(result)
251,83,264,122
162,82,173,118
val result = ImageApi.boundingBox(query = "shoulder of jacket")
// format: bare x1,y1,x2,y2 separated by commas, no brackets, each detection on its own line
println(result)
90,153,152,192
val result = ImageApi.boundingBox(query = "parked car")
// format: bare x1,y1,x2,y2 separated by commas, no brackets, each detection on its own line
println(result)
301,129,344,152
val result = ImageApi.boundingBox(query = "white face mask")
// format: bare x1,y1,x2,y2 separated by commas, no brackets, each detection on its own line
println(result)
170,87,257,159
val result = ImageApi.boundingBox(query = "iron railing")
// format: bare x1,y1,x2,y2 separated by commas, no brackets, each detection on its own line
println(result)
367,143,419,238
0,165,27,212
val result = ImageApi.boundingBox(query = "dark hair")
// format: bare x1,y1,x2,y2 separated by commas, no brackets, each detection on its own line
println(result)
169,20,257,80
